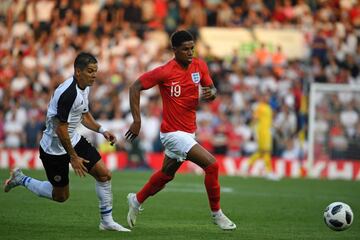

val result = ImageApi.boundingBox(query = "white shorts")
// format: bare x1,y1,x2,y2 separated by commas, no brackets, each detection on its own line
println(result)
160,131,197,162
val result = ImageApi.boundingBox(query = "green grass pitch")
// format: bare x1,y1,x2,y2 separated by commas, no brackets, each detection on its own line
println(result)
0,169,359,240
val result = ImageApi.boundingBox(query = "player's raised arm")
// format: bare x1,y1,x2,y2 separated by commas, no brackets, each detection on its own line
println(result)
125,79,143,142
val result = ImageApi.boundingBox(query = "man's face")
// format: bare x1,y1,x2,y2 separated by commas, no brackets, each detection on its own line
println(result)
76,63,98,87
174,41,195,66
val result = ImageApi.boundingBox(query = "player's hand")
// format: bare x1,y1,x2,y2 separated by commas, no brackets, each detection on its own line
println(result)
103,131,117,146
125,121,141,142
201,87,216,102
70,155,89,177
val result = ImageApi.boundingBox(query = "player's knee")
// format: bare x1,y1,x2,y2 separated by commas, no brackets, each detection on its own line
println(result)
208,155,217,164
96,171,112,182
204,161,219,174
53,193,69,203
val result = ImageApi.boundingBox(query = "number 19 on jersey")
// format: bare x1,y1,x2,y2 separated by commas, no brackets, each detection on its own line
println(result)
171,84,181,97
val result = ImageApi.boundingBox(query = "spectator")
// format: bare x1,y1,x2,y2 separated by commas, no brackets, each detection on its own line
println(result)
4,112,23,148
0,0,359,164
329,117,348,160
23,112,44,149
0,111,5,147
281,138,302,160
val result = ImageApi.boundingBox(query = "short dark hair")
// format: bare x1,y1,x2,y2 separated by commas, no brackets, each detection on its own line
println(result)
74,52,97,70
170,30,194,48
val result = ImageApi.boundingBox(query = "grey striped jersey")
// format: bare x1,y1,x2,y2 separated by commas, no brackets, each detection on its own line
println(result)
40,77,89,155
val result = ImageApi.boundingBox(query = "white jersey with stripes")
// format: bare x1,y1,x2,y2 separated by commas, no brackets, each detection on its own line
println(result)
40,77,90,155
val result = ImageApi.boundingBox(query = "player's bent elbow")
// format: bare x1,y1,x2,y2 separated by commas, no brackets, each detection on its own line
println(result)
130,80,143,91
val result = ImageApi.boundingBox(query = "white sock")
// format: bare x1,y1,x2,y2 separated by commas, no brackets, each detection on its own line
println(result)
212,209,223,217
22,176,53,199
96,180,114,223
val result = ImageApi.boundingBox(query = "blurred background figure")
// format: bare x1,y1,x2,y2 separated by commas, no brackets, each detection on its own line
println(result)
247,92,279,180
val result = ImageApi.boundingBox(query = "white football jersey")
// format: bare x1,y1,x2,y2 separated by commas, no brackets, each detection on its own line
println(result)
40,77,89,155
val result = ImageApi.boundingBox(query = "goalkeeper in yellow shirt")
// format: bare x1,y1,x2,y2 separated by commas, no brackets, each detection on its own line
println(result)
248,93,279,180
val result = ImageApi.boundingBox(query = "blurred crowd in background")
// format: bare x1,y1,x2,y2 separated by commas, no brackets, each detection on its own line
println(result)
0,0,360,164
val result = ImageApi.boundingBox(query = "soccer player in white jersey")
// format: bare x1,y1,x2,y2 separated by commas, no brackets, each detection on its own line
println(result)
3,52,130,232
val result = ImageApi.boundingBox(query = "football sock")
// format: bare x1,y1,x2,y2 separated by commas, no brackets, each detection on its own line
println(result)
22,176,53,199
264,153,272,173
212,209,223,217
96,180,114,223
204,162,220,212
136,171,174,203
131,193,141,208
248,152,261,166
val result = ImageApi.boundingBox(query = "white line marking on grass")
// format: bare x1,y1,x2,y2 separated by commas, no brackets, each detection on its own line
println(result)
164,186,234,193
70,182,234,193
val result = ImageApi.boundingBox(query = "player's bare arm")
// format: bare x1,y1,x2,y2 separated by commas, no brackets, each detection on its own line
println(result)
201,85,217,102
82,112,117,145
125,79,142,142
54,118,89,177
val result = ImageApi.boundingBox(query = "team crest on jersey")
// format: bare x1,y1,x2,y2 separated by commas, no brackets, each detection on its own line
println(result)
54,175,62,182
191,72,200,84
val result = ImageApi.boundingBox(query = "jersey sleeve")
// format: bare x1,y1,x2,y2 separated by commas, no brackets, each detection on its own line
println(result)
56,88,77,123
199,59,213,87
139,66,166,89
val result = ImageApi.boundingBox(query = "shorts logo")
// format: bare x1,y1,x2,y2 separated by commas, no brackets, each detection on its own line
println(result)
191,72,200,84
54,175,62,182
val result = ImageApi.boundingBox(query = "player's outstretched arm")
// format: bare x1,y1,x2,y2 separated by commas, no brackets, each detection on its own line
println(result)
82,112,117,145
125,79,143,142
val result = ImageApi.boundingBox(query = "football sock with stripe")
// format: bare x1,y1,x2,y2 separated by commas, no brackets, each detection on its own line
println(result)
136,171,174,204
96,180,114,223
204,162,220,212
22,176,53,199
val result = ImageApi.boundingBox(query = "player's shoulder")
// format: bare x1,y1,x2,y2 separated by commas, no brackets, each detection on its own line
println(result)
53,77,77,99
146,59,172,72
162,59,178,69
151,59,177,75
56,77,75,90
193,57,207,64
191,57,208,69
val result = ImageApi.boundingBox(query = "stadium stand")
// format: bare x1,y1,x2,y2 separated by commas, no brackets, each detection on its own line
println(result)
0,0,359,163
